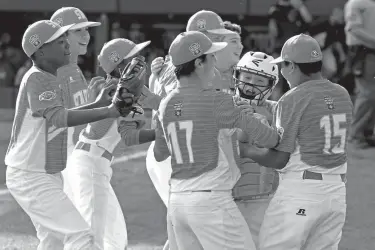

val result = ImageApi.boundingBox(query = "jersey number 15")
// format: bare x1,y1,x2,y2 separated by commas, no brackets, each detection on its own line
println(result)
167,120,195,164
320,113,347,155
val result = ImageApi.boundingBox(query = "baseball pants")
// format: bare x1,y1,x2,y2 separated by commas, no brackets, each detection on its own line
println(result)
63,142,127,250
6,167,94,250
259,172,346,250
236,196,272,248
167,191,256,250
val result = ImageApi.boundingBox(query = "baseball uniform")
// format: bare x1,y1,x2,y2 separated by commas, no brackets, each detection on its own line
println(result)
259,80,353,250
5,66,93,249
156,84,280,250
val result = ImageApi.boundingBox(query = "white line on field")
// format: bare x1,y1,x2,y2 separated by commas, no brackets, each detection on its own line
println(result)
112,151,147,164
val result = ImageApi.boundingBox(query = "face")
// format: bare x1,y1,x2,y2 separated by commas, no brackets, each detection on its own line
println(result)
196,53,217,84
280,61,299,88
238,71,271,97
38,34,70,68
67,27,90,56
214,33,243,71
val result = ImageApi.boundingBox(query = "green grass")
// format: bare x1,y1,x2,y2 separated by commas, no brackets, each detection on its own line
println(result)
0,115,374,249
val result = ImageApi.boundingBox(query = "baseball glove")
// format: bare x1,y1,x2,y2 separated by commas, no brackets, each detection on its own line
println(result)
112,56,147,116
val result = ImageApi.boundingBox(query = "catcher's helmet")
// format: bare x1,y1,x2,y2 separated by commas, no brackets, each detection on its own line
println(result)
233,51,279,105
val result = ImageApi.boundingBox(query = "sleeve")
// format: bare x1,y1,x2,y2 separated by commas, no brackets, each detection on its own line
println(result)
26,76,65,120
273,95,308,153
153,112,171,159
345,1,364,32
214,93,280,148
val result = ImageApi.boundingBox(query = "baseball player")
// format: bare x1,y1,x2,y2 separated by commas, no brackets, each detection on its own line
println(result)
153,31,280,250
232,51,280,248
241,34,353,250
5,20,123,250
65,38,150,249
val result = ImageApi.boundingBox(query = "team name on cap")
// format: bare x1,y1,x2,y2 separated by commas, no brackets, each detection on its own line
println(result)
189,43,202,56
74,9,86,20
45,20,57,28
54,17,63,26
29,34,41,47
109,51,120,63
196,19,206,30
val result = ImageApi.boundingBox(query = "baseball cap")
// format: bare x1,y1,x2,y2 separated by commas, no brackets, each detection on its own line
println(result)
98,38,151,74
169,31,227,66
51,7,101,30
22,20,74,57
270,34,323,64
186,10,235,35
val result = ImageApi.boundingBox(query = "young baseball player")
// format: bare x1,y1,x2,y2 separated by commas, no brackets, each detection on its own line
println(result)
241,34,353,250
231,51,279,248
63,38,150,249
153,31,280,250
5,20,122,250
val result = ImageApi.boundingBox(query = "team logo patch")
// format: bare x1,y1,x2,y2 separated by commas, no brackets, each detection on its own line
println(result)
74,9,86,20
45,20,57,28
174,102,183,117
29,34,41,47
54,17,63,26
109,51,121,63
311,50,320,58
196,19,206,30
189,43,201,56
39,90,57,101
324,96,334,110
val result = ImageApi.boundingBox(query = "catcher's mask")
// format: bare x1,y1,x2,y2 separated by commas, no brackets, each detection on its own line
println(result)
233,51,279,106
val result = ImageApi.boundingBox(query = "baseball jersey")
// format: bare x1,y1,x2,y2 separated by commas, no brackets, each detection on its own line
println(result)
274,79,353,174
56,64,89,157
213,68,236,95
5,66,67,174
233,100,278,200
345,0,375,48
156,84,280,192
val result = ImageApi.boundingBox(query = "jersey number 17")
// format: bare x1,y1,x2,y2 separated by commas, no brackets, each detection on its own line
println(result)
166,120,195,164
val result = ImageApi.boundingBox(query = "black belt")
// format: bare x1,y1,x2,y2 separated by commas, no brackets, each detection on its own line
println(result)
75,141,113,162
302,170,346,182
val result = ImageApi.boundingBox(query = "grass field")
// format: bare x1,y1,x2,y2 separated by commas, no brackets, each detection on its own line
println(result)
0,109,374,250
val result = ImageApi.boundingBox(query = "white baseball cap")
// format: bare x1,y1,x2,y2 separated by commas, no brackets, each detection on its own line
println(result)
22,20,74,57
169,31,227,66
51,7,101,30
186,10,236,35
98,38,151,74
271,34,323,64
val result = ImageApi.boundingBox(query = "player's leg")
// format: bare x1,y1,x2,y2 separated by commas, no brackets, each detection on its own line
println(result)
6,167,93,249
236,198,271,248
65,149,119,249
103,183,128,249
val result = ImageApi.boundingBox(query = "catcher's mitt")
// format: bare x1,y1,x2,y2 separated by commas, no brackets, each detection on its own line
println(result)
112,56,147,116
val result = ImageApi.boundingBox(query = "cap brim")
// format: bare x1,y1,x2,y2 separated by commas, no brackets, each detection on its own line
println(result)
124,41,151,59
45,24,75,43
270,56,285,64
204,42,227,54
207,28,236,35
70,21,101,30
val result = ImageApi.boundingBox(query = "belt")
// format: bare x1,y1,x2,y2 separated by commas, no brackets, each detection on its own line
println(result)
281,170,346,183
75,141,113,162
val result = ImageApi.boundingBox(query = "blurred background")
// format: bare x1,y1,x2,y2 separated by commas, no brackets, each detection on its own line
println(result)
0,0,348,108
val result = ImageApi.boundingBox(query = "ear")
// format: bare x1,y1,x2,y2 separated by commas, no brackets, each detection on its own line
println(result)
194,58,203,69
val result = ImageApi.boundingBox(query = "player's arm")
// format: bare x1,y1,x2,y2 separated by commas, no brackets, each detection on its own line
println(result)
345,2,375,49
153,114,170,162
240,96,307,169
138,85,162,110
214,93,280,148
291,0,312,24
118,120,156,146
27,78,119,128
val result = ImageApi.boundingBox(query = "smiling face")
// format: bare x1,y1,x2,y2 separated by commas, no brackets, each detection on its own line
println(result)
237,71,272,98
66,27,90,56
214,32,243,71
37,34,71,68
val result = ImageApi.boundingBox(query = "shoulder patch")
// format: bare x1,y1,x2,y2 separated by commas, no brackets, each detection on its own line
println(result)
39,90,57,101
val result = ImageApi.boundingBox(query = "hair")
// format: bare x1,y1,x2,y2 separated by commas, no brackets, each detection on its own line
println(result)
174,54,207,80
223,21,242,35
284,61,322,75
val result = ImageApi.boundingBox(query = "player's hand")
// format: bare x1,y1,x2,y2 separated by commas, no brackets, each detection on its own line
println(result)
290,0,304,9
88,76,107,103
151,57,164,75
254,105,273,124
95,81,117,106
236,100,255,116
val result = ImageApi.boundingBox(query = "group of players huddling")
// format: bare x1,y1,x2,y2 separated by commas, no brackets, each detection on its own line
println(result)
4,6,352,250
